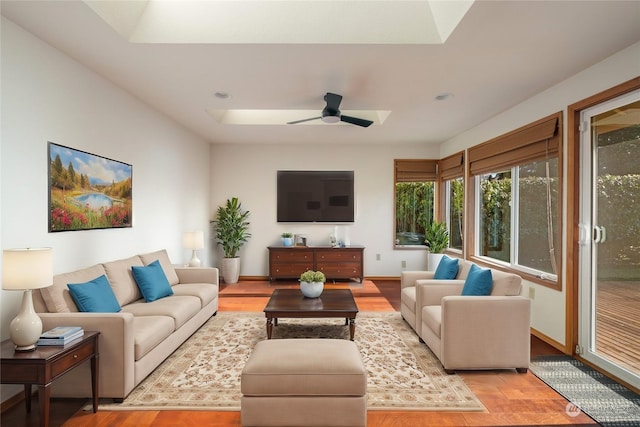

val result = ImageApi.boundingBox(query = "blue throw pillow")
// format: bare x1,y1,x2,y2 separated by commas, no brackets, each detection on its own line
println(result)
67,274,121,312
132,260,174,302
433,255,459,280
461,264,493,296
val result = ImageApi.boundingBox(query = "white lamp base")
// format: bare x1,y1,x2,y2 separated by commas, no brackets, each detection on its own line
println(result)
10,290,42,352
188,250,201,268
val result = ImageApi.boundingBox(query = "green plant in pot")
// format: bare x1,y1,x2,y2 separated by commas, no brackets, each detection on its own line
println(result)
299,270,326,298
281,232,294,247
212,197,251,284
424,221,449,271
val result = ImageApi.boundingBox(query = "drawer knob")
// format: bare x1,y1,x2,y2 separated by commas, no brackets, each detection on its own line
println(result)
74,354,78,359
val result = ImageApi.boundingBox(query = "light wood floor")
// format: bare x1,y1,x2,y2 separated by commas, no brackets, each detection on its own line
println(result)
2,279,598,427
597,280,640,374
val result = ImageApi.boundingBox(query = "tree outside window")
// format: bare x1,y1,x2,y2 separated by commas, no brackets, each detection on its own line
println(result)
395,181,434,246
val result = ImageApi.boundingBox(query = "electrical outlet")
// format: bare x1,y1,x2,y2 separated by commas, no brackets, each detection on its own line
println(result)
376,253,381,261
528,287,535,300
401,260,407,268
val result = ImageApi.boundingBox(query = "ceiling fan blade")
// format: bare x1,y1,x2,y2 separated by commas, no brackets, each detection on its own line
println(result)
324,93,343,111
287,116,322,125
341,115,373,128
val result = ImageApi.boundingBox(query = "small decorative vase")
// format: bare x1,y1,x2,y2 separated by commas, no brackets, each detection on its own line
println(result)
300,281,324,298
282,237,293,247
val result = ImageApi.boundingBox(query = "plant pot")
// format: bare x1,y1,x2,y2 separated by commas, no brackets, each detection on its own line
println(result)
221,257,240,284
282,237,293,247
427,253,445,272
300,281,324,298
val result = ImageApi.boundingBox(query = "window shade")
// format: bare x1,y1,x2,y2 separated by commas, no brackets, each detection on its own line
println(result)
469,113,561,176
395,159,437,182
439,152,464,181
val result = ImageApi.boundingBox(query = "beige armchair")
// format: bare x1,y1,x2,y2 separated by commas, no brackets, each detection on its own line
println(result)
400,259,474,332
417,267,531,374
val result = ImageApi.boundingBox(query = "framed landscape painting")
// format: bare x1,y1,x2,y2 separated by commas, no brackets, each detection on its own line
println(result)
48,142,132,232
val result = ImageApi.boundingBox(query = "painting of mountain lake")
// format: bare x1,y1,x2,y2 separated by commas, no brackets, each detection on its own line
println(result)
48,142,132,232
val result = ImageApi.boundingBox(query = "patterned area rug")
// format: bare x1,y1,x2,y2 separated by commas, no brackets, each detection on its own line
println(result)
98,312,484,411
530,355,640,427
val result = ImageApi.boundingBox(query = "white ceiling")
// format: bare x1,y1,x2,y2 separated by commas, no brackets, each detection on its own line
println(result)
2,0,640,146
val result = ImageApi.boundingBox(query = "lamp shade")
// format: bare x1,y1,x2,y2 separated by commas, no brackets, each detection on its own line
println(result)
183,231,204,250
2,248,53,290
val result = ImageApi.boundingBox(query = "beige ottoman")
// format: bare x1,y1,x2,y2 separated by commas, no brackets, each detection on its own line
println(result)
241,339,367,427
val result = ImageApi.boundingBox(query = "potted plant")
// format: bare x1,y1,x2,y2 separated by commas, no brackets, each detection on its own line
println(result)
212,197,251,284
281,232,294,247
299,270,326,298
424,221,449,271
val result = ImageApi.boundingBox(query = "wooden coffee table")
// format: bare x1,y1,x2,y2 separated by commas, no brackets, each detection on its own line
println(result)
263,289,359,340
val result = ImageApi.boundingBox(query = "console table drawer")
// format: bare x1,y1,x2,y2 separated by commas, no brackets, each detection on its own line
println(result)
271,263,314,277
317,264,361,278
316,251,362,263
271,250,314,263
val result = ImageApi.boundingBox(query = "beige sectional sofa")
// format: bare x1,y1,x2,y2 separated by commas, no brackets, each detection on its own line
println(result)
32,249,219,400
401,258,530,373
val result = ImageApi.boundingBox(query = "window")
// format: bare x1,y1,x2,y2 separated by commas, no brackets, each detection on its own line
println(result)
440,152,465,251
469,113,562,283
446,177,464,251
394,159,436,247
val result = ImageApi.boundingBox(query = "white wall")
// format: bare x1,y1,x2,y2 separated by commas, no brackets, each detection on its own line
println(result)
440,41,640,346
210,143,439,277
0,17,211,347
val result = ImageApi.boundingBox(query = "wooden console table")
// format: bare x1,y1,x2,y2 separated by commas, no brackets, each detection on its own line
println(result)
1,331,100,427
268,246,364,282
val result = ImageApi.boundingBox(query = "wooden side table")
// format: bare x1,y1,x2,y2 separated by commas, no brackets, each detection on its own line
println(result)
1,331,100,427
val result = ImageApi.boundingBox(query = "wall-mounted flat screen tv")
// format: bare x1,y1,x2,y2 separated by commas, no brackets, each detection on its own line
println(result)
277,170,355,223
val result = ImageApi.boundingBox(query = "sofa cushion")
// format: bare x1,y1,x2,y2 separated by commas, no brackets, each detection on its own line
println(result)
456,259,475,280
422,305,442,338
461,264,493,296
490,269,523,296
102,256,144,306
433,255,459,280
139,250,179,286
171,283,218,308
400,286,416,314
132,315,174,361
132,260,174,302
121,295,201,330
67,274,121,313
41,264,107,313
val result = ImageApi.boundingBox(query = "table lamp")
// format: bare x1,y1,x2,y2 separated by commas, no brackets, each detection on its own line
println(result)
183,231,204,267
2,248,53,351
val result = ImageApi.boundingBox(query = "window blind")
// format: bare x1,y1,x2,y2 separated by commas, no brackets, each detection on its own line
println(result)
394,159,437,182
438,152,464,181
469,112,561,176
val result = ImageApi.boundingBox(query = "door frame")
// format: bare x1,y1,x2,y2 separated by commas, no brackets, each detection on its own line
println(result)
566,76,640,392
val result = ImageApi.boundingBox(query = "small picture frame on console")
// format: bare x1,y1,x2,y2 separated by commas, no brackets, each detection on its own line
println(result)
294,234,307,247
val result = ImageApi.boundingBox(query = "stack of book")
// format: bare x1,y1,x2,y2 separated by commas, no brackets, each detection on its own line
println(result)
37,326,84,346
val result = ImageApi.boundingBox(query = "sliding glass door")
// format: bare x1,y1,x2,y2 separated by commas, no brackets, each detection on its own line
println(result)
578,89,640,388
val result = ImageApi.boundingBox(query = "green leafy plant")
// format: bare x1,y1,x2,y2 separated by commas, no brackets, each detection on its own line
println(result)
281,232,293,238
212,197,251,258
424,221,449,254
299,270,326,283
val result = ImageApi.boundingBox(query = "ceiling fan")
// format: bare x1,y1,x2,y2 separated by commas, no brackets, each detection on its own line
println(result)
287,93,373,127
